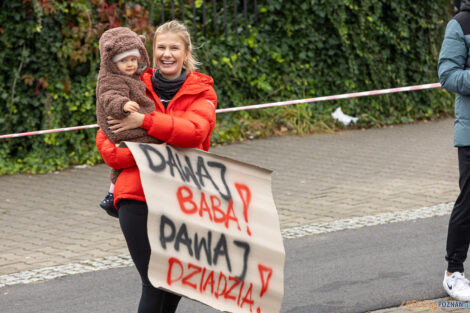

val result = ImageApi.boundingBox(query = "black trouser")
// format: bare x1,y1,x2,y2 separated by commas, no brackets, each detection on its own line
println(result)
446,146,470,273
118,199,181,313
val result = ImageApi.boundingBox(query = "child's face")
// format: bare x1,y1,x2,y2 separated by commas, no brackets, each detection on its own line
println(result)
116,55,139,75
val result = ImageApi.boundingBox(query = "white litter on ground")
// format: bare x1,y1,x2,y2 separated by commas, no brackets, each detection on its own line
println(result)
331,107,359,125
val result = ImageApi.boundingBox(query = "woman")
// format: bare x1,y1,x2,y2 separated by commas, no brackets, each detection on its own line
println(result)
96,20,217,313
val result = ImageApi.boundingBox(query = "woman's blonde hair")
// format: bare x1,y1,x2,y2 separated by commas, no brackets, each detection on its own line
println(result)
153,20,199,73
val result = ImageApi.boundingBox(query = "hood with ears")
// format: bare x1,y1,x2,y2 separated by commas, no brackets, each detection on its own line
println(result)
98,27,150,77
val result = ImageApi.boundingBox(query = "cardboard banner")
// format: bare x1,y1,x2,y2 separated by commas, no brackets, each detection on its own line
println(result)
126,142,285,313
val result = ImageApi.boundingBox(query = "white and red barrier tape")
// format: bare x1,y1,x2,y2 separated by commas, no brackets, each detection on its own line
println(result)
0,82,442,139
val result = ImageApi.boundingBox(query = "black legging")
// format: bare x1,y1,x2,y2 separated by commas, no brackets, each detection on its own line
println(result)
118,199,181,313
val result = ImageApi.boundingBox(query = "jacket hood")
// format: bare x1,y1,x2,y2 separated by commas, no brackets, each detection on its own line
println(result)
98,27,150,77
460,0,470,11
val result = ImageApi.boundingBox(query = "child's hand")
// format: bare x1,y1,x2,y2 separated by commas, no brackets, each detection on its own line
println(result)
123,101,140,113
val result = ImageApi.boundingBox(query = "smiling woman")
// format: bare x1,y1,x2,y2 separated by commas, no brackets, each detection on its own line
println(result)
96,20,217,313
152,20,200,78
154,32,188,80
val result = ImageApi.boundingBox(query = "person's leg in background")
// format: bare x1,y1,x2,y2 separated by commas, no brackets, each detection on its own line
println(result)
444,146,470,301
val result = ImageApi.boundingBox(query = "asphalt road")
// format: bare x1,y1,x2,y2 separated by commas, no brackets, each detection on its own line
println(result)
0,215,450,313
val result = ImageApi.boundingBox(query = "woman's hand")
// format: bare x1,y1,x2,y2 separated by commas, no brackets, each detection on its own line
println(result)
107,112,145,133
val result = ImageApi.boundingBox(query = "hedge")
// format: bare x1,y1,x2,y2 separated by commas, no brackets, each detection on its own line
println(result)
0,0,453,174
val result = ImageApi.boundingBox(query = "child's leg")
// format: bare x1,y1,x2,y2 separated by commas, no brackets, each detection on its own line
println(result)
100,182,118,218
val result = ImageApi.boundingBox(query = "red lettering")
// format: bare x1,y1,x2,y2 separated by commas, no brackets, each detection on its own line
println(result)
214,271,227,299
166,261,259,311
175,187,247,232
182,263,201,290
237,280,245,306
241,283,254,312
199,267,206,293
235,183,252,236
211,195,226,223
176,186,198,214
199,192,213,221
224,276,240,301
202,270,215,294
167,257,184,286
258,264,273,298
225,199,241,230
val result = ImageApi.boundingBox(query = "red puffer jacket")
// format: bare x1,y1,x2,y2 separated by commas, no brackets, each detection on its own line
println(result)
96,68,217,207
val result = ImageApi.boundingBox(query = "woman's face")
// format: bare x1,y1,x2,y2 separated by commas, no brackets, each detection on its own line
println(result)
154,32,188,80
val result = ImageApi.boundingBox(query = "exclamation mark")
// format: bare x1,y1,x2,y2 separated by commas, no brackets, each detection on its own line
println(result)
235,183,252,236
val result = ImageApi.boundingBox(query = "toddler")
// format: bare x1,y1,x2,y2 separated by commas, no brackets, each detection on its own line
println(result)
96,27,161,217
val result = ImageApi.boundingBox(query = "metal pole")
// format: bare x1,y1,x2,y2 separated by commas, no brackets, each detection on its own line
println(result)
223,0,227,37
234,0,237,34
254,0,257,26
202,0,206,37
180,0,185,23
212,0,217,35
192,0,197,43
243,0,247,33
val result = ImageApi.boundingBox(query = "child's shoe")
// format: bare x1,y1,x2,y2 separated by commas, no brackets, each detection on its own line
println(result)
99,192,118,218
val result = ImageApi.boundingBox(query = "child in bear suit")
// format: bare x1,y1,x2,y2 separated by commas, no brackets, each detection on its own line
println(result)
96,27,161,217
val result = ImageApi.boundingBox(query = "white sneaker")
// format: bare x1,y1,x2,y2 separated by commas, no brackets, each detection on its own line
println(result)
443,271,470,301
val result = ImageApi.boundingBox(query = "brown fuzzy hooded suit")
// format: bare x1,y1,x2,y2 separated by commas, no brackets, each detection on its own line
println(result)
96,27,161,183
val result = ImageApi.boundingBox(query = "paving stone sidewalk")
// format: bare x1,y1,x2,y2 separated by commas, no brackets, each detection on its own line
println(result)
0,118,461,311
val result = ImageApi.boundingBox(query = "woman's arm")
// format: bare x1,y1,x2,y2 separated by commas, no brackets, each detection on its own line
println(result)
143,91,216,148
95,129,136,169
438,19,470,95
108,88,217,148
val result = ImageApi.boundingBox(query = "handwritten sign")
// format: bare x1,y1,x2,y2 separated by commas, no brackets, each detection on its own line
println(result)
126,142,285,313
